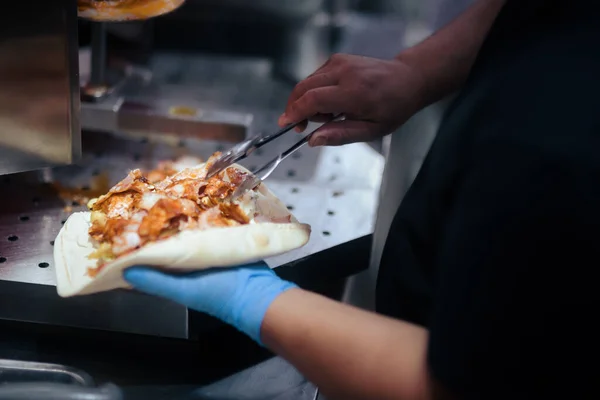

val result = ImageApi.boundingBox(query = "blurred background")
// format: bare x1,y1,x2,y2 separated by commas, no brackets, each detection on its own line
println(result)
0,1,474,399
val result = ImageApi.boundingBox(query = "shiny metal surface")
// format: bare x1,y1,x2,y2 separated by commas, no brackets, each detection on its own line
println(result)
0,383,123,400
207,115,341,180
79,50,252,142
0,0,81,176
80,12,252,140
206,120,305,179
0,361,123,400
0,358,95,386
231,115,346,199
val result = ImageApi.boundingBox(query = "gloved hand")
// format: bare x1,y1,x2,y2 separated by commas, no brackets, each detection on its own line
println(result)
123,262,297,345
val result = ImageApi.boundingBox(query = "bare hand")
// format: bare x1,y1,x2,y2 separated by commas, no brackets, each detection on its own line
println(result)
278,53,428,146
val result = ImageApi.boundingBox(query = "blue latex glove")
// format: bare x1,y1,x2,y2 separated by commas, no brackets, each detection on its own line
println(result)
123,262,296,345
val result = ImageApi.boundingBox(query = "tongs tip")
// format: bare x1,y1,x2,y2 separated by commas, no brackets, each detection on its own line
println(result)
206,138,260,178
206,160,228,178
206,150,239,178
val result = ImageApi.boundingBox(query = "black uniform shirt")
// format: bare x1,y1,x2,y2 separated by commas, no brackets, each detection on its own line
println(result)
376,1,600,398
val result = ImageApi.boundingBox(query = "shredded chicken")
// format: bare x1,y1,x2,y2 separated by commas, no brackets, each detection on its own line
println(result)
86,153,251,277
146,162,179,184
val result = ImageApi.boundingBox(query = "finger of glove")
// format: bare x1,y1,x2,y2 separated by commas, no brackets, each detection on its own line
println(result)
124,262,272,304
124,267,203,307
309,120,383,146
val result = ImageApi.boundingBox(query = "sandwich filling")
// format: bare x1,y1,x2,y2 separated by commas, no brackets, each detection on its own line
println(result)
85,153,291,277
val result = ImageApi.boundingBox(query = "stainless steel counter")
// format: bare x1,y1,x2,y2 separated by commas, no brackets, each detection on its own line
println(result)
0,51,383,338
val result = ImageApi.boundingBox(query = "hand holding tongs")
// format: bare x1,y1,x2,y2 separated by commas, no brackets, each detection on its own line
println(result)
205,114,345,199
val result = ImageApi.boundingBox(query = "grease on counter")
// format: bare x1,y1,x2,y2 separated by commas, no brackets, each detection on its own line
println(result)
51,172,110,211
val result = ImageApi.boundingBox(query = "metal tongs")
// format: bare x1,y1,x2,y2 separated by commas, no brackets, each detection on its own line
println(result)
206,114,345,199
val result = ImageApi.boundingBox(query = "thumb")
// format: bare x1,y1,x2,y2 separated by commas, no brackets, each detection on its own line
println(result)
124,267,190,303
309,120,383,147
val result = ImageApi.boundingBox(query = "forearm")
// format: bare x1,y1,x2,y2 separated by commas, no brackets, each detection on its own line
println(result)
398,0,507,107
261,288,431,400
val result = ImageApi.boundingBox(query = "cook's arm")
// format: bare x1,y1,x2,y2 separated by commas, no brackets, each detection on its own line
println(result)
398,0,507,107
279,0,508,144
125,264,448,400
261,288,440,400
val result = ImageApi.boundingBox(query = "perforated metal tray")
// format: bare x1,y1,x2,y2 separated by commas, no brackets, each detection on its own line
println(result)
0,54,384,337
0,130,382,285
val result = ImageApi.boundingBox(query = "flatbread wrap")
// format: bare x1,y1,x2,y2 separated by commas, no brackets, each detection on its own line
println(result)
53,154,311,297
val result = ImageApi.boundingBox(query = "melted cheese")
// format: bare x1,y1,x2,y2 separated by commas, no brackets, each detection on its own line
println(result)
139,192,166,210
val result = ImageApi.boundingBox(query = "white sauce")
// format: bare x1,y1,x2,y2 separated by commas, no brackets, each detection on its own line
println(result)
170,184,185,196
106,199,132,219
234,186,292,224
113,231,141,254
139,192,165,210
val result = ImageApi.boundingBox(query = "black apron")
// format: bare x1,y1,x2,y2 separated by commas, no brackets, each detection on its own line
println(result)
375,0,600,326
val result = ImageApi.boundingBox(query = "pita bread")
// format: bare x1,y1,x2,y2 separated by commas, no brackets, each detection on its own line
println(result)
53,163,311,297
